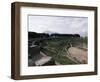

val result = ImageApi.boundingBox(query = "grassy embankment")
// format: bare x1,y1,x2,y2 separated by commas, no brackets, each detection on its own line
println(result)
40,37,87,65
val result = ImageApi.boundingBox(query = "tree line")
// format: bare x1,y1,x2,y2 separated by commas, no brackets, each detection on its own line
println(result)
28,32,80,39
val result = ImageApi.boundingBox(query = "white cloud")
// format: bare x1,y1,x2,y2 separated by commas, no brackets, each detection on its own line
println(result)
29,15,88,37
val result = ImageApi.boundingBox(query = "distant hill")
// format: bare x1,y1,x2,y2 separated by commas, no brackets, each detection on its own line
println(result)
43,31,57,35
28,31,80,39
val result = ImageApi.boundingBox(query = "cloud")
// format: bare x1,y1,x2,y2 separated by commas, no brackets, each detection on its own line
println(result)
29,15,88,37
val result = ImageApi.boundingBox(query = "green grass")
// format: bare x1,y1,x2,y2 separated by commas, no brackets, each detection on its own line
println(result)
41,48,76,65
39,37,87,65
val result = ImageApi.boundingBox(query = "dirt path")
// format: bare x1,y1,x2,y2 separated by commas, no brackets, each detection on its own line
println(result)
68,47,87,63
35,52,52,66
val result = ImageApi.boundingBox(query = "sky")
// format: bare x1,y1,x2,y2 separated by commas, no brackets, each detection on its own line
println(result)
28,15,88,37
